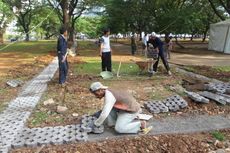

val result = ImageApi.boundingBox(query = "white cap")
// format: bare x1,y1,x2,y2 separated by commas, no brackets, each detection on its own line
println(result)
151,32,156,36
90,82,108,92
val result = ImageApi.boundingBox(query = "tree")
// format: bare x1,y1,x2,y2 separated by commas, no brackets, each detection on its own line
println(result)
76,16,106,38
3,0,40,41
0,0,13,43
208,0,229,20
105,0,156,39
47,0,103,42
32,6,59,39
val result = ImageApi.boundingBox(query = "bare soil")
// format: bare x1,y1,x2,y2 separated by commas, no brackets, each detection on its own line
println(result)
12,135,208,153
181,65,230,82
11,129,230,153
0,52,54,112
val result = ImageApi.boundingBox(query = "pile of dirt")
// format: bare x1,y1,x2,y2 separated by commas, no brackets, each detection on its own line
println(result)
182,65,230,82
11,134,211,153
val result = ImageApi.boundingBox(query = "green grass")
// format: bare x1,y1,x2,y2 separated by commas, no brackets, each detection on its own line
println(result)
31,111,49,126
214,66,230,72
212,131,225,141
74,60,140,76
0,41,56,55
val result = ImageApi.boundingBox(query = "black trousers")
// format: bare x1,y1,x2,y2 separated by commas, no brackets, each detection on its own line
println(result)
58,56,68,84
101,52,112,72
153,51,170,72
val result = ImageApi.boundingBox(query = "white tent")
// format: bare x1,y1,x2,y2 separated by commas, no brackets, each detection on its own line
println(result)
208,19,230,54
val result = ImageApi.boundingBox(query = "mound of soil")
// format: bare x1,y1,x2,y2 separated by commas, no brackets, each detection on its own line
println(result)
182,65,230,82
11,134,210,153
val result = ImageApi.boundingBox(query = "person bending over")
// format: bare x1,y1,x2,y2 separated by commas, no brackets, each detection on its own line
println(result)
89,82,152,134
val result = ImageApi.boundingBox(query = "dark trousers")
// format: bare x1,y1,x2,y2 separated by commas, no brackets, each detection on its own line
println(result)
153,50,170,72
101,52,112,72
131,45,137,55
58,57,68,84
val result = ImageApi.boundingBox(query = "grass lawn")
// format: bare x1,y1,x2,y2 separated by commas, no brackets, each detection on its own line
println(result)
0,40,56,54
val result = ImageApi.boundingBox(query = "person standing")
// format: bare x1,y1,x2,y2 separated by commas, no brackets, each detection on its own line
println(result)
165,36,173,59
147,32,171,76
131,34,137,55
57,26,68,86
142,33,148,56
100,29,112,72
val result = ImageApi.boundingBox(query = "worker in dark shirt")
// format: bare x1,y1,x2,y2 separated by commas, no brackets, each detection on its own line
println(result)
57,26,68,86
147,32,171,76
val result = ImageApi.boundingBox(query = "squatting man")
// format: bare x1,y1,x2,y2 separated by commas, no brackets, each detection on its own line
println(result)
89,82,152,134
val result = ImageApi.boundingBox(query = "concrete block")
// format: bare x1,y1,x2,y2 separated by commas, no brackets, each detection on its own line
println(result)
75,132,88,141
168,104,180,112
149,106,161,114
199,91,227,105
186,91,209,103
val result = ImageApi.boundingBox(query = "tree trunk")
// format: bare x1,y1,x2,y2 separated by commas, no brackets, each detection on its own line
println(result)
0,31,3,44
68,25,74,42
175,35,185,49
202,29,208,42
25,33,29,41
190,33,194,41
139,30,142,41
62,0,69,27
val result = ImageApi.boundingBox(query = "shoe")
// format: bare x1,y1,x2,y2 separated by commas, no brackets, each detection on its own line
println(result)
60,83,66,87
141,121,147,129
168,71,172,76
141,126,153,135
148,73,153,77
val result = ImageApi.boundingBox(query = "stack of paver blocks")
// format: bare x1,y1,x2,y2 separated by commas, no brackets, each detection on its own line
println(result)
145,95,188,114
185,82,230,105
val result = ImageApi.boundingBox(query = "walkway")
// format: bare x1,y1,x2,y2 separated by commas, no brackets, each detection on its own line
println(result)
0,58,58,153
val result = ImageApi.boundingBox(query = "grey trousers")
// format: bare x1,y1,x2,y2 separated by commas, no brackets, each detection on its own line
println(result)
106,108,141,134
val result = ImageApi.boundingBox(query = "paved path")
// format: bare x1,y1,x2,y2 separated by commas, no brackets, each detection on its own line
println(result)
0,58,58,153
89,114,230,141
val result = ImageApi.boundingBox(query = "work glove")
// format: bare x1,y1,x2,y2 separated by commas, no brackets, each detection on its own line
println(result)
81,121,98,133
92,110,102,118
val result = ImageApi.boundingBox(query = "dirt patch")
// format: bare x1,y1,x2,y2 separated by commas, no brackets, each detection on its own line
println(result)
0,53,54,112
181,65,230,82
12,134,211,153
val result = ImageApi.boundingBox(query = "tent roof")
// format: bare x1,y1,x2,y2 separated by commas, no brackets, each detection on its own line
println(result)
213,19,230,26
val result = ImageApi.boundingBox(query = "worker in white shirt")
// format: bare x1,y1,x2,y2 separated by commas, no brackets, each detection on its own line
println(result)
100,29,112,72
89,82,152,134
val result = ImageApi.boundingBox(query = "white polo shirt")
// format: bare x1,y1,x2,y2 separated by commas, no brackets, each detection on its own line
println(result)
101,36,111,53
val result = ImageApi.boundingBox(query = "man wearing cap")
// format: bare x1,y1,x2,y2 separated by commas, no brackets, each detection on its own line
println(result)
147,32,171,76
89,82,152,134
100,29,112,72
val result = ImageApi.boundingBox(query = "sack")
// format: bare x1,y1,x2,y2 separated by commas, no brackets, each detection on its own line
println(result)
147,47,159,59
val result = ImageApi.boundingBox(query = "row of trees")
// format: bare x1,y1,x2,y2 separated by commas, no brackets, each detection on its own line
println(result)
0,0,229,43
104,0,228,41
0,0,103,42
